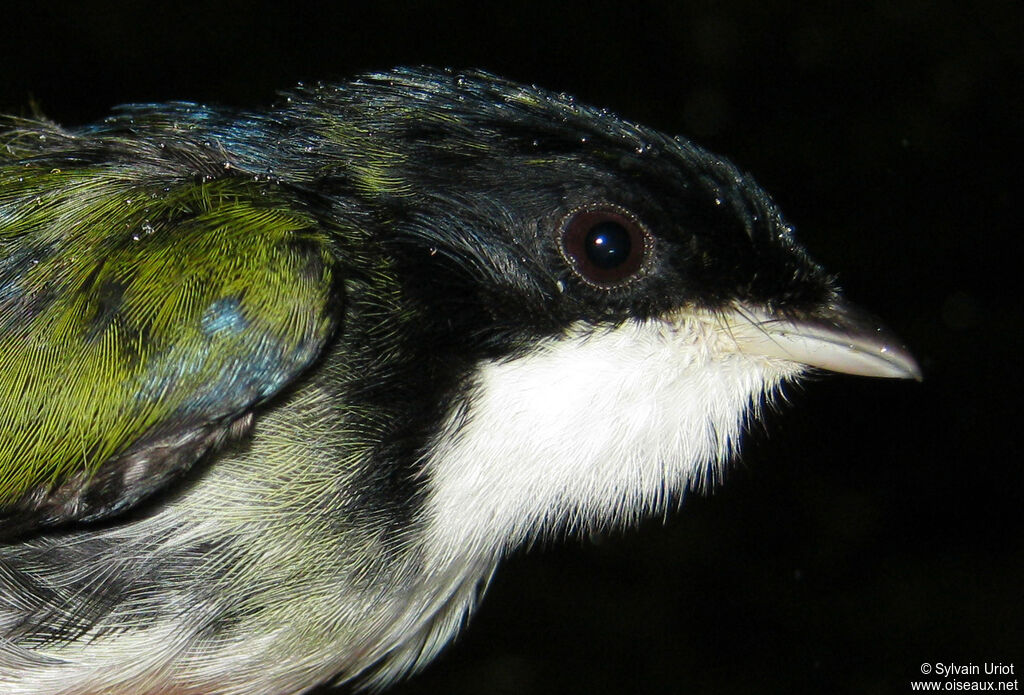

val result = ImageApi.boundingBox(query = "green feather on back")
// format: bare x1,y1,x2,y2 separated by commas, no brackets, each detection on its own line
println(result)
0,144,340,530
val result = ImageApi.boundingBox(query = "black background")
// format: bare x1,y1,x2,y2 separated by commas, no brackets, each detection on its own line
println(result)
1,2,1019,693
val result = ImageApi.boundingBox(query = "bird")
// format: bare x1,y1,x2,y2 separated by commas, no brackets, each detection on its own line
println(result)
0,67,919,694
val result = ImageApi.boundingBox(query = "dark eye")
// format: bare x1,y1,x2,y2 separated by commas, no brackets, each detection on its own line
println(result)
561,208,650,287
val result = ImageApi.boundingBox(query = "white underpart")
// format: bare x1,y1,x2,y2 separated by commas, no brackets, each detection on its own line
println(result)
422,311,804,566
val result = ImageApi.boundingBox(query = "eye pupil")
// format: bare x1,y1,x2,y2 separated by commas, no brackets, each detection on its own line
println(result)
561,208,649,287
585,222,632,270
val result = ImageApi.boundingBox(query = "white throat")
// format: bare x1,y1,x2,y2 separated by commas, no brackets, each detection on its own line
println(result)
421,313,803,565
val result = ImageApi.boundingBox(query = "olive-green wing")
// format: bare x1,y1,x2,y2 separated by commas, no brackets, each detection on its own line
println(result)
0,163,340,531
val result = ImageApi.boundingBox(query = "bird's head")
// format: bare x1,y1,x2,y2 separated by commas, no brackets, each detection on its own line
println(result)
264,69,920,559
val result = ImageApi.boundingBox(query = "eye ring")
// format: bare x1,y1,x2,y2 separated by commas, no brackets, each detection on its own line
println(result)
559,205,651,288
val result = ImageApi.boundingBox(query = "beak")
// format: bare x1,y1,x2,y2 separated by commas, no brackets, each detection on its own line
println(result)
725,301,922,380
